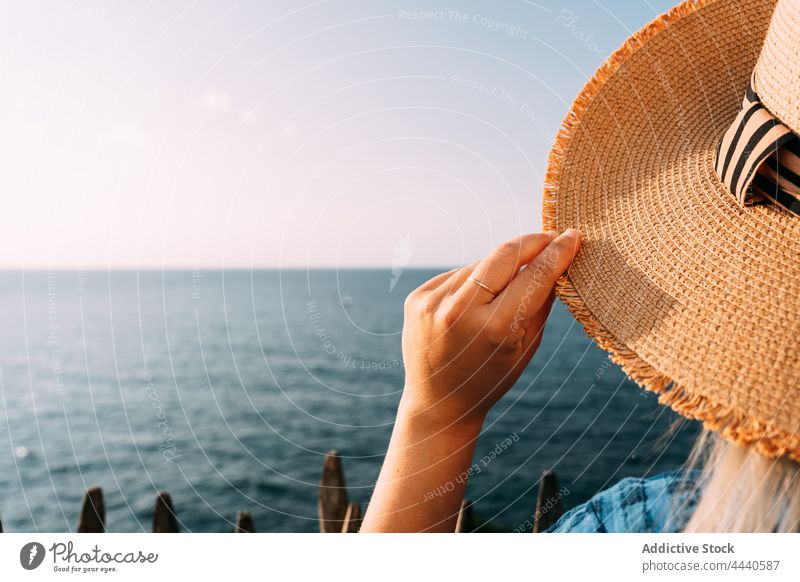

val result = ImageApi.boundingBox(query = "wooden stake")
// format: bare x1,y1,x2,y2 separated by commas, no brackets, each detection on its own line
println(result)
77,487,105,533
340,502,362,533
235,511,255,533
152,491,179,533
318,450,348,533
532,471,563,532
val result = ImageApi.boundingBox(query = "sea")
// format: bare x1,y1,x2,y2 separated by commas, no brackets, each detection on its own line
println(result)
0,269,698,532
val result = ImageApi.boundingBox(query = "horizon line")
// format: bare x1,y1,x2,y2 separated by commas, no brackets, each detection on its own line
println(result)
0,265,457,272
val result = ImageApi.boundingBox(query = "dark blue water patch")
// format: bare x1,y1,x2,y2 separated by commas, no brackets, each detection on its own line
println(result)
0,270,700,532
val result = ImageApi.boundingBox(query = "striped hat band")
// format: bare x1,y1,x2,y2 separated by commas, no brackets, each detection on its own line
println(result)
715,75,800,216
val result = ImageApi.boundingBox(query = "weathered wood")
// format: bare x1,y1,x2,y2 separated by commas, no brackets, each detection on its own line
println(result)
318,450,349,533
152,491,179,533
454,499,473,533
77,486,105,533
340,502,362,533
234,511,255,533
532,470,563,532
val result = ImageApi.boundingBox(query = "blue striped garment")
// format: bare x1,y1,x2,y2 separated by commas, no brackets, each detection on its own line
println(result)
547,470,699,533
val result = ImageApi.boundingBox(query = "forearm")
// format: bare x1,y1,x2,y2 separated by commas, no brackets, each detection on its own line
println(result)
360,396,483,532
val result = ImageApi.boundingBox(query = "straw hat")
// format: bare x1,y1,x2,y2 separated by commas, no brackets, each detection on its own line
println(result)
543,0,800,460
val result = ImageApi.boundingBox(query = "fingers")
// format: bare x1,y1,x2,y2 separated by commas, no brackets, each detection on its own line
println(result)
429,260,480,299
452,233,556,308
508,290,555,352
494,229,581,325
415,266,461,294
521,289,555,347
404,261,479,316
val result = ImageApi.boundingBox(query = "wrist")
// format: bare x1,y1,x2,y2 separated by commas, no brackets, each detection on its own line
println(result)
396,392,485,443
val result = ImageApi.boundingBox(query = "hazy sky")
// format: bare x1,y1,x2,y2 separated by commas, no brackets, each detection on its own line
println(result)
0,0,674,268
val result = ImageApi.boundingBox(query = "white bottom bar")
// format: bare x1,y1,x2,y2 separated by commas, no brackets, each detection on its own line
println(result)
1,533,797,581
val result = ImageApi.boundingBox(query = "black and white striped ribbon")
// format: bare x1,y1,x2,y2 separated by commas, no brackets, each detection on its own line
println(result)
714,76,800,216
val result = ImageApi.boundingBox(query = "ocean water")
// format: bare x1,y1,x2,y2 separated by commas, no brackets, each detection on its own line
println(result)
0,269,697,532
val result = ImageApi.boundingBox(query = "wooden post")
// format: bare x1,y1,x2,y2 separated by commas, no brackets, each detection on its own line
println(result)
234,511,255,533
152,491,179,533
454,499,473,533
77,486,105,533
318,450,349,533
532,470,563,532
340,502,362,533
0,516,3,533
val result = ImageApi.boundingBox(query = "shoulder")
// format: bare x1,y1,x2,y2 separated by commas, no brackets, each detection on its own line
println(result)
546,470,699,533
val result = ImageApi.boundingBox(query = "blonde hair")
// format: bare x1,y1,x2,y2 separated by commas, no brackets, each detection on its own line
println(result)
680,430,800,532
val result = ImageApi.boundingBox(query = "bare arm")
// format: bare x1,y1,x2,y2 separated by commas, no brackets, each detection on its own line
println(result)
360,398,481,532
361,230,581,532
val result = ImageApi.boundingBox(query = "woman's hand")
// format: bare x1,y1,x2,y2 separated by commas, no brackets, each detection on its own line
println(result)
361,230,581,532
400,229,582,434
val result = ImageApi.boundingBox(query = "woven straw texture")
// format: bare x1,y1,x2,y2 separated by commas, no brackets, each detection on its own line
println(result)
543,0,800,460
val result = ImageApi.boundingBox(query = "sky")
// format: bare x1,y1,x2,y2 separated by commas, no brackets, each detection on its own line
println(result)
0,0,675,269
